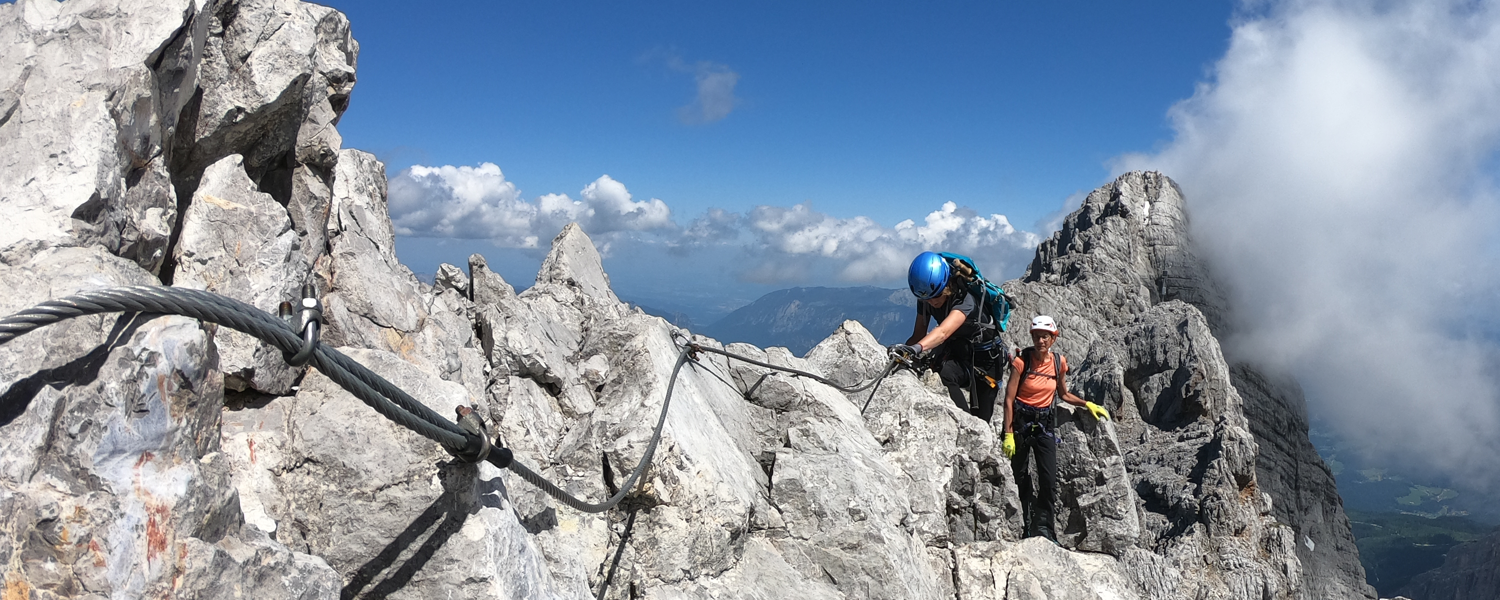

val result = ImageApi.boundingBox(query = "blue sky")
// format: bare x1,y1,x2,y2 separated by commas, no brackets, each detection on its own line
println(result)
323,0,1234,311
332,1,1231,230
322,0,1500,488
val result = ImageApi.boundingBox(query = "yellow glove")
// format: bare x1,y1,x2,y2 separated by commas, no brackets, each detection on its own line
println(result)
1002,433,1016,459
1085,401,1111,421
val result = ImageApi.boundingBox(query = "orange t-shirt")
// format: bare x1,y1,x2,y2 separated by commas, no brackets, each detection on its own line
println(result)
1012,351,1067,408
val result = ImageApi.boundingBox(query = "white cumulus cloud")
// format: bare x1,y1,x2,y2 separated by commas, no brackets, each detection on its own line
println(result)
388,163,539,246
388,165,674,248
1117,0,1500,485
743,201,1040,284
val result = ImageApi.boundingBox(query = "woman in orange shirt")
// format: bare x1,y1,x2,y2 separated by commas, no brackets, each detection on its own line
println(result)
1002,315,1110,542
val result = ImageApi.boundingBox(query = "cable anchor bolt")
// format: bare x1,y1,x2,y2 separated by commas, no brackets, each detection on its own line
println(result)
284,283,322,366
450,405,511,468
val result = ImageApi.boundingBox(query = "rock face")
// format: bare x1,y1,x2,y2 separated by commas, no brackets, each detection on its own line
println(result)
1396,528,1500,600
1004,172,1374,599
0,2,1374,600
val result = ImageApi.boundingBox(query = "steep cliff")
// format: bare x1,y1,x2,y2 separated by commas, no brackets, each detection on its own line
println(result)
0,1,1373,599
1397,527,1500,600
1007,172,1373,599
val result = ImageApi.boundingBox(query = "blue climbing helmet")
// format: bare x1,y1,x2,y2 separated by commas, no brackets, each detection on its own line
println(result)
907,252,951,300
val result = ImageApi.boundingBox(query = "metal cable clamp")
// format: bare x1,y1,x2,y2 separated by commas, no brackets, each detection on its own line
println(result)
279,283,322,366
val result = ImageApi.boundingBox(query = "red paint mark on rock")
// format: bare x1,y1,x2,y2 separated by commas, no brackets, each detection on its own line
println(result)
248,438,257,464
145,499,171,563
134,451,155,470
90,539,107,568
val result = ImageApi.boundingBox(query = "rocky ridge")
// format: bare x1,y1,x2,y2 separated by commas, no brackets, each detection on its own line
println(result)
1396,527,1500,600
0,1,1377,599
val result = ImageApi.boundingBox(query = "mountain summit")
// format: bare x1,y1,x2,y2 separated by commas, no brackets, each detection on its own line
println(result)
0,1,1378,599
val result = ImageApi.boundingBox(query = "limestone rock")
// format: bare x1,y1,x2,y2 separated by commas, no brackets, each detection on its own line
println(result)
315,148,487,397
435,262,470,297
220,348,570,599
0,0,1379,596
0,249,338,598
170,0,356,207
172,154,305,394
537,222,618,303
1003,171,1371,599
0,0,197,269
954,539,1141,600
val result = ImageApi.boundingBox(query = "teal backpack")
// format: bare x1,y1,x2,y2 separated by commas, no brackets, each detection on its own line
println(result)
938,252,1016,335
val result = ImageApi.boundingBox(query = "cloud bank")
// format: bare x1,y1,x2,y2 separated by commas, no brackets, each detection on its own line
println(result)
736,201,1039,284
388,164,672,249
388,166,1039,286
1118,0,1500,485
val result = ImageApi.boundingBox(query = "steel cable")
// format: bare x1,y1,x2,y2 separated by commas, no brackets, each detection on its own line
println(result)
505,347,691,514
0,286,471,448
685,343,895,394
0,285,688,514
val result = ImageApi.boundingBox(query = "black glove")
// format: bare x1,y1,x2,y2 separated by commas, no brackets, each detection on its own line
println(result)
888,343,922,359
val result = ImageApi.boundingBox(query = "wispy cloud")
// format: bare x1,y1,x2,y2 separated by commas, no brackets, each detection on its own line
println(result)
1117,0,1500,485
679,61,739,124
652,50,741,124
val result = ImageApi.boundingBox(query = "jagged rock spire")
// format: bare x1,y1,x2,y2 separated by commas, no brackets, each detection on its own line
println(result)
536,222,618,303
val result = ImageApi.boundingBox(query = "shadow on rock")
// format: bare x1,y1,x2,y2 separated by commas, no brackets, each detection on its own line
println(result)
0,313,157,427
340,462,496,599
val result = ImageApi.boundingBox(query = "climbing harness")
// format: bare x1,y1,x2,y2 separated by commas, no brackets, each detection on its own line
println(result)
1013,403,1061,445
1015,348,1064,445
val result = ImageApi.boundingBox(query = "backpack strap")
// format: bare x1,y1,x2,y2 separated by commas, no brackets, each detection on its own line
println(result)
1020,348,1061,380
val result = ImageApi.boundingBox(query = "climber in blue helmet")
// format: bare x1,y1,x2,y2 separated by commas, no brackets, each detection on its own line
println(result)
889,252,1006,422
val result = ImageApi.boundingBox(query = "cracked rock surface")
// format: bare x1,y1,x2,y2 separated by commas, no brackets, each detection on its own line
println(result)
0,1,1374,599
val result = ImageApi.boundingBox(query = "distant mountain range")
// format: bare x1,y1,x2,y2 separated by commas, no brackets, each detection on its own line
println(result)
633,286,914,355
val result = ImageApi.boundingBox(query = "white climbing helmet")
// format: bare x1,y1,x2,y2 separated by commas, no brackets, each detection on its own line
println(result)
1029,315,1059,335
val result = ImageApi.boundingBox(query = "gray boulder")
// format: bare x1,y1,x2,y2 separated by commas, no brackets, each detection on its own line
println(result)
169,0,356,210
0,0,197,271
0,247,340,599
172,154,306,394
220,348,567,599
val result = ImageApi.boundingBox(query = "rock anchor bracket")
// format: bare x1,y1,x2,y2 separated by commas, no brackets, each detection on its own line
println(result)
278,283,322,366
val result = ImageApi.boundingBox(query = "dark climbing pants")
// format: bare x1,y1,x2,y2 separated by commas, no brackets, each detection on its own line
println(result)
1010,422,1057,539
938,351,1001,422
